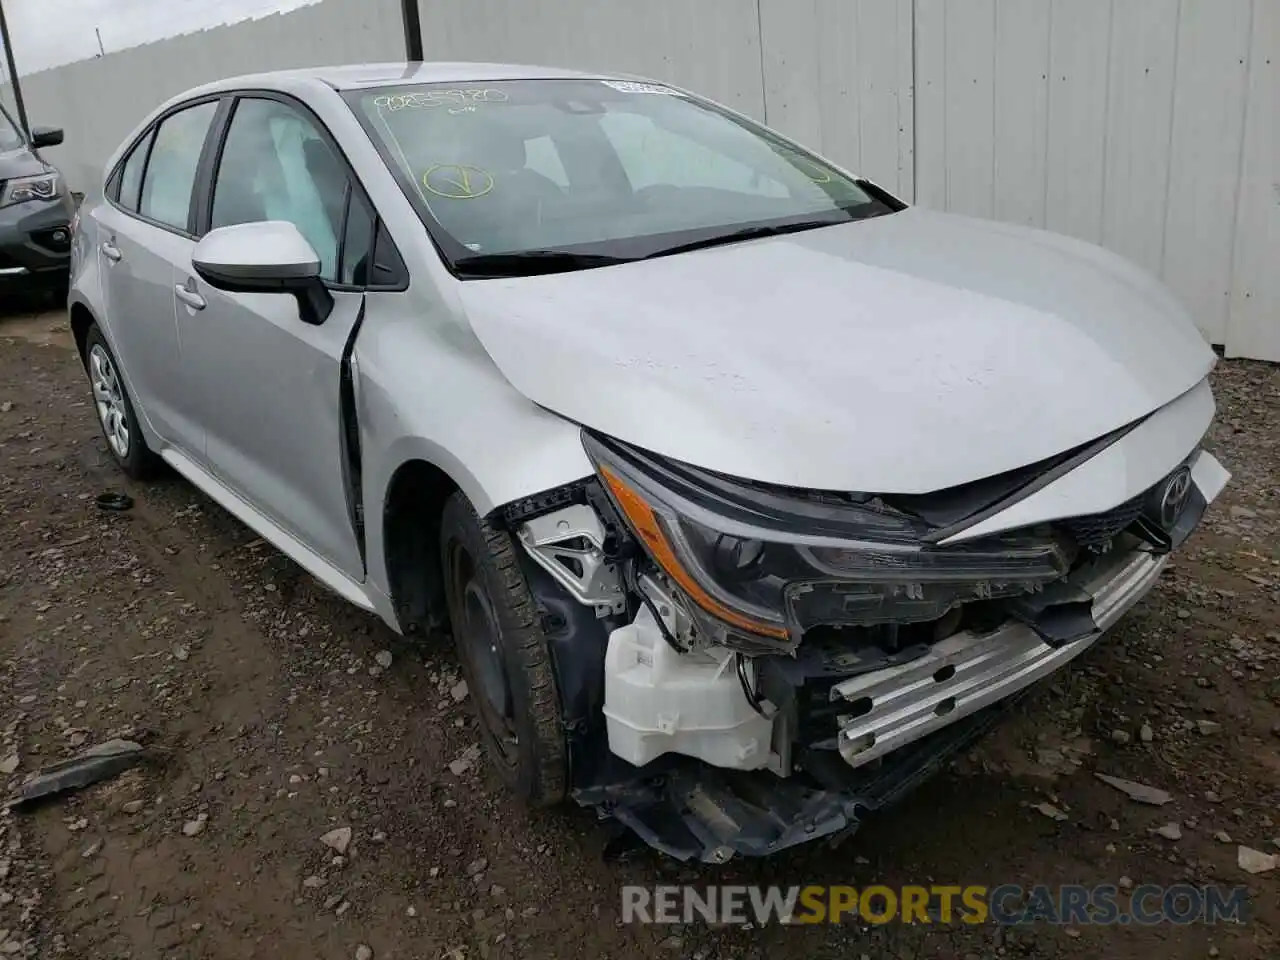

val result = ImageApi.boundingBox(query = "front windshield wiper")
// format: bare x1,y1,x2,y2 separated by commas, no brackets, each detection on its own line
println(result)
642,217,851,261
645,203,896,261
453,249,634,278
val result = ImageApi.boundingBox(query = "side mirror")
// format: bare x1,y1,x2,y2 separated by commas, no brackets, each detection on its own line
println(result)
192,221,333,325
30,125,64,148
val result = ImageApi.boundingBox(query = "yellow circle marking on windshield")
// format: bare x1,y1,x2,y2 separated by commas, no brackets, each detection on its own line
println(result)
798,161,832,183
423,164,494,199
782,152,832,183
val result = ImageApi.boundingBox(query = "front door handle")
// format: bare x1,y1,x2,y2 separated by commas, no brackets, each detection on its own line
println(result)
101,241,122,262
175,283,206,310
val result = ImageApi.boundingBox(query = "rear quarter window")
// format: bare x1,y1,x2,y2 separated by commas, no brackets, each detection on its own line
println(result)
114,130,155,212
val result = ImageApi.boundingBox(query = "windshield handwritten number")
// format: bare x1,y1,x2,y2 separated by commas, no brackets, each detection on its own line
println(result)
373,89,509,112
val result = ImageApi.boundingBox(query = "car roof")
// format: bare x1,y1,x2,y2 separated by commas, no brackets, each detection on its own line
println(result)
107,59,660,179
113,61,660,174
187,61,639,95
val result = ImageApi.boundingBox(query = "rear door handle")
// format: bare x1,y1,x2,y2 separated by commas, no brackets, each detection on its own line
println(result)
175,283,206,310
101,241,122,262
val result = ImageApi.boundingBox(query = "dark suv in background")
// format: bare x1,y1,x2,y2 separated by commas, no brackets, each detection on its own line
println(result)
0,99,72,298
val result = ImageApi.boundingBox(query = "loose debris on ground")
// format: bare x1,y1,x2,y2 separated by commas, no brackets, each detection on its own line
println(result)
1094,773,1173,806
1,303,1278,958
5,739,144,810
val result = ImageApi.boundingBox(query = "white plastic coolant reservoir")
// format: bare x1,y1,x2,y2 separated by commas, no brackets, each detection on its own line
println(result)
603,606,774,770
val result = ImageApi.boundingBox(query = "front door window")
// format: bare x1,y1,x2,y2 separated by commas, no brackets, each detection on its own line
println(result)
210,98,349,279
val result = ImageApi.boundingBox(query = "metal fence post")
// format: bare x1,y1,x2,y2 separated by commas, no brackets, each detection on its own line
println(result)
0,0,31,141
402,0,424,61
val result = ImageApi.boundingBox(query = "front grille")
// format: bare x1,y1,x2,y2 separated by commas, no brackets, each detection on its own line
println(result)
1060,493,1145,550
0,250,20,270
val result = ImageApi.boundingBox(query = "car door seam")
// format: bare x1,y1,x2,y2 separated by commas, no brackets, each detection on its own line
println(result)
339,293,369,573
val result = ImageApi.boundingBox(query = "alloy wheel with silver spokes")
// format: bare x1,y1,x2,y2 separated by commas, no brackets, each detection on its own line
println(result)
83,324,161,481
89,342,130,459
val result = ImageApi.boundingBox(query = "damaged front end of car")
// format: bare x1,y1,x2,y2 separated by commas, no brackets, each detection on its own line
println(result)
498,424,1230,862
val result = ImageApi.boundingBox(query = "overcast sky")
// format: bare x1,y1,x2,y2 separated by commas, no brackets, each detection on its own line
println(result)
3,0,319,74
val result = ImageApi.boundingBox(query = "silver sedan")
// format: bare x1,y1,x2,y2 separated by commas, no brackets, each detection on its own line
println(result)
69,62,1228,861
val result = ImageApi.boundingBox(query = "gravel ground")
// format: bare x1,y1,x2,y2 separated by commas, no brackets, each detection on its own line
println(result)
1,298,1278,960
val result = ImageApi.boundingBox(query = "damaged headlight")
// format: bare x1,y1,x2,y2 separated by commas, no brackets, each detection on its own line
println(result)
584,433,1073,652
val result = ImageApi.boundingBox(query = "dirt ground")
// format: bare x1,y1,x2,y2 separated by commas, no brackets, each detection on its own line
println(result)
0,292,1277,960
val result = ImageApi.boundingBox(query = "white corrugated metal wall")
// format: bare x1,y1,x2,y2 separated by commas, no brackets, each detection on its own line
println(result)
411,0,1277,360
2,0,1276,359
410,0,919,198
910,0,1278,361
754,0,916,199
418,0,770,124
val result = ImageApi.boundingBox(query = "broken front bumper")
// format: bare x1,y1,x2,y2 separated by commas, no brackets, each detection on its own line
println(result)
832,546,1165,768
575,545,1171,862
567,449,1230,861
577,703,1012,863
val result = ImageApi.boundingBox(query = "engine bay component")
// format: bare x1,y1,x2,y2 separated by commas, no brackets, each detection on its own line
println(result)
574,701,1012,862
517,503,626,617
603,605,774,771
832,545,1166,768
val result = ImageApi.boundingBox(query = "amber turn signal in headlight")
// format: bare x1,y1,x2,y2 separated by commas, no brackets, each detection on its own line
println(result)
598,464,791,641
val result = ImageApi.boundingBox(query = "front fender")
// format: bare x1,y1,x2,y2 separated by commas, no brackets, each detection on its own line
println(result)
357,308,594,604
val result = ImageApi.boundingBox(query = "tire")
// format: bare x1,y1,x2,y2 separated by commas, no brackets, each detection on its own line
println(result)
83,323,162,480
439,491,568,806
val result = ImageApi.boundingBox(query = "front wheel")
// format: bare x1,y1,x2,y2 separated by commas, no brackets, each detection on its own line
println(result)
83,324,161,480
439,491,568,807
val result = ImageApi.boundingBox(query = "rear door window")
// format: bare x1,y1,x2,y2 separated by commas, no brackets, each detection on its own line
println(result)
139,101,219,231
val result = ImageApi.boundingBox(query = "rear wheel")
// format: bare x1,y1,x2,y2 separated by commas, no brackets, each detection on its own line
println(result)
439,491,568,806
83,324,161,480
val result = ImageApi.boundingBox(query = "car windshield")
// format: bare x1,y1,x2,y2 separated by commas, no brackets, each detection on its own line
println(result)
346,78,897,274
0,105,23,151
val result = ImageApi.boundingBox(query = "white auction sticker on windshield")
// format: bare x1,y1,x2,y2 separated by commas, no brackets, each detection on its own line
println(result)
600,80,682,95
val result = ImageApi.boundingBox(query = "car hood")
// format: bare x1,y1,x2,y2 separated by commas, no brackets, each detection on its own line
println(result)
456,207,1215,494
0,145,48,179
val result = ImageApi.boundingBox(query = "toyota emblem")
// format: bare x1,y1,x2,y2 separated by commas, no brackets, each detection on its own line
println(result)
1158,467,1193,528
